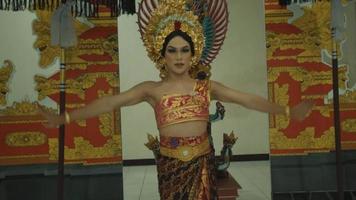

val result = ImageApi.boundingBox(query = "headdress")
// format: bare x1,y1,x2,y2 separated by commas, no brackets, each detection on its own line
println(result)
138,0,229,79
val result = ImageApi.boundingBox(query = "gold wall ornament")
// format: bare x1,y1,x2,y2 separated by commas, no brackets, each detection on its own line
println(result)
268,66,348,91
48,135,121,162
76,120,87,127
5,132,47,147
32,10,61,68
33,10,90,68
292,1,332,53
266,32,325,61
342,119,356,133
300,70,337,91
88,18,118,26
0,100,50,116
269,127,335,150
268,83,276,128
266,1,332,61
63,37,119,67
35,72,119,100
99,113,115,137
274,83,289,106
265,1,335,67
32,9,119,68
275,115,290,130
340,90,356,104
0,60,13,105
267,67,281,83
34,75,57,100
266,0,356,154
64,63,88,70
317,106,332,118
268,67,306,83
102,35,119,64
328,90,356,104
103,73,119,88
269,83,290,129
265,5,294,24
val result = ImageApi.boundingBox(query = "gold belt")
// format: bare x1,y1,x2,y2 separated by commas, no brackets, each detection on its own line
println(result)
160,138,211,162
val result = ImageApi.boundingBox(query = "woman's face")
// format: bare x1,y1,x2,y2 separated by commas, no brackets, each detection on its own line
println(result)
163,36,192,77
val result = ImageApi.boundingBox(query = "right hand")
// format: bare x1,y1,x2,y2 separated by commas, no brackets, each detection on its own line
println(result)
290,99,314,121
37,105,64,128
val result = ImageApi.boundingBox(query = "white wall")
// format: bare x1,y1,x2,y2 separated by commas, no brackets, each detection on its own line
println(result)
0,12,59,110
119,0,270,160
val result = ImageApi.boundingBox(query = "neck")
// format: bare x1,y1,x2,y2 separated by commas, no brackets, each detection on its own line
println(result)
165,73,193,82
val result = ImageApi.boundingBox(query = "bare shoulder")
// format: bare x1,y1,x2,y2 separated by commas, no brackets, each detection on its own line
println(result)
130,81,157,91
130,81,164,98
136,80,156,88
209,80,225,91
137,81,162,91
132,81,163,105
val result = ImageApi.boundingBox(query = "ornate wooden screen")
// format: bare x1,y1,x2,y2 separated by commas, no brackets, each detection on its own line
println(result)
0,7,121,166
265,0,356,155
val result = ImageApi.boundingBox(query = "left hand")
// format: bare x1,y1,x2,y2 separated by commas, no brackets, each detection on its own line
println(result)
37,105,64,128
290,99,314,121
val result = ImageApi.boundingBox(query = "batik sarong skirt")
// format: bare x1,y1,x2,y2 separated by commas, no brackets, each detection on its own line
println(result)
156,134,216,200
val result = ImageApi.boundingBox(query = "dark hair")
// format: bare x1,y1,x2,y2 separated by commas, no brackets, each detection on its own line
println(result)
160,30,195,57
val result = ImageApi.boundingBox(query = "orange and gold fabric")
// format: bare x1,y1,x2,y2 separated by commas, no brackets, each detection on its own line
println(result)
154,80,210,129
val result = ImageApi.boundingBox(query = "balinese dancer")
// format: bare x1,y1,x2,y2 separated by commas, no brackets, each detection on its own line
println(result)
39,0,313,199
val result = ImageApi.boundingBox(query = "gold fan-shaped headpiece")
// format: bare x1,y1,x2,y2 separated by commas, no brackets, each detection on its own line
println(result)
138,0,229,79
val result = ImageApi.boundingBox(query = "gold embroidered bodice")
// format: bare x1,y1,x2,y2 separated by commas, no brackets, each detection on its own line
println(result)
154,80,210,129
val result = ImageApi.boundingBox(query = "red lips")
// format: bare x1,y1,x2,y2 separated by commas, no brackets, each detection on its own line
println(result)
174,63,184,67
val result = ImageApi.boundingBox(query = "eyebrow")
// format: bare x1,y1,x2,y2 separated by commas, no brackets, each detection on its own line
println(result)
167,45,190,49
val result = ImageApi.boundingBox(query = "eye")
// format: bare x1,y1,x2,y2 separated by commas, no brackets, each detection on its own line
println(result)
182,48,190,53
167,48,176,53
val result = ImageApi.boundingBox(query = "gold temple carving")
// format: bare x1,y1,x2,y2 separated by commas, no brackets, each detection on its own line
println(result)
6,132,47,147
35,72,119,100
0,60,14,106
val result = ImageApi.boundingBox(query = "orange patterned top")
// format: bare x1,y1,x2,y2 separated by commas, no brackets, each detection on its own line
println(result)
154,80,210,129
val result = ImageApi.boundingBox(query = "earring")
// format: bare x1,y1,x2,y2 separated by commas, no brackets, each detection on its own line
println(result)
159,64,168,79
157,59,167,79
159,67,168,79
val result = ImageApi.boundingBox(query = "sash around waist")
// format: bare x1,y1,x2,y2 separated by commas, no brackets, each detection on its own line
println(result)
159,134,211,162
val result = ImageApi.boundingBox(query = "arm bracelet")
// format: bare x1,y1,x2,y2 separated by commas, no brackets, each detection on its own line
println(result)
64,111,71,124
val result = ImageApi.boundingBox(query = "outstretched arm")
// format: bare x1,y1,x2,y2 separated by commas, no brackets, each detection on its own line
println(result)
210,80,313,121
39,81,153,127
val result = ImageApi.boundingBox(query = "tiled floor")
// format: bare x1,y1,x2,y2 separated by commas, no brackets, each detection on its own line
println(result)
123,161,271,200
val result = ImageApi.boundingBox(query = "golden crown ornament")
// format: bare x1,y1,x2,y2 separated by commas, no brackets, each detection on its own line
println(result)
138,0,229,78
